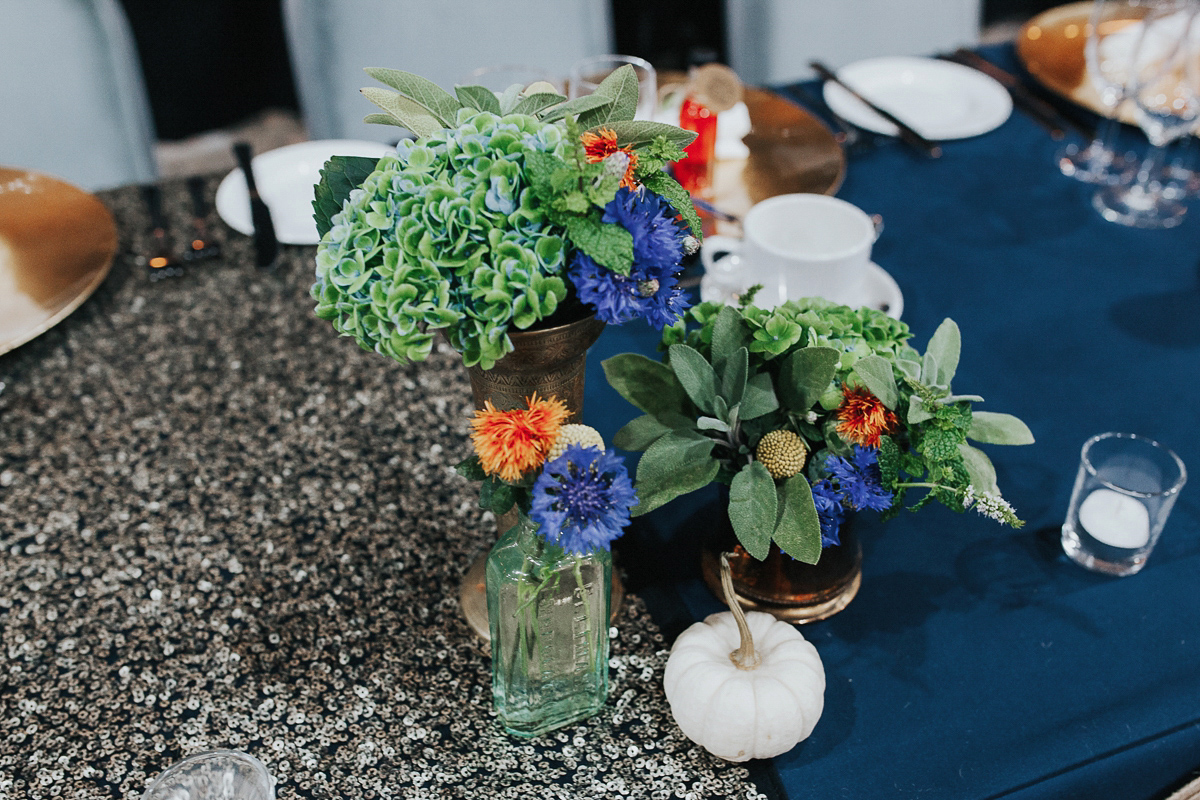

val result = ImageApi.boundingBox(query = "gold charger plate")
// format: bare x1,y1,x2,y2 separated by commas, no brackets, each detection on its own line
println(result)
711,86,845,228
0,167,117,355
1018,1,1142,125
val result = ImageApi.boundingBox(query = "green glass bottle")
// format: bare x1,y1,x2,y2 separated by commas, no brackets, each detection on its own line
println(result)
486,513,612,737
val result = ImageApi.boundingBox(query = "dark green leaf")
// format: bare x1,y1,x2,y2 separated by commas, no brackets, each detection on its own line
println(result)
594,120,698,149
565,215,634,274
577,64,640,127
632,432,719,516
639,171,703,237
455,455,487,481
479,477,516,516
728,462,776,560
739,372,779,420
313,155,384,239
779,346,840,410
668,344,719,415
719,347,748,407
773,475,822,564
454,85,501,114
710,306,748,374
851,354,899,409
877,435,900,488
602,354,688,416
613,413,690,451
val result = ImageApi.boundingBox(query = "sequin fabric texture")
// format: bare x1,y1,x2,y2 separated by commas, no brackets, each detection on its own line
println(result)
0,179,766,800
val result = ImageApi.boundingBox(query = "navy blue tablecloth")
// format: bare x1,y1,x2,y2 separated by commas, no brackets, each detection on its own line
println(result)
584,45,1200,800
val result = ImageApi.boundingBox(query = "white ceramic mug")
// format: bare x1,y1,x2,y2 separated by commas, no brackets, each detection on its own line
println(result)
700,194,880,308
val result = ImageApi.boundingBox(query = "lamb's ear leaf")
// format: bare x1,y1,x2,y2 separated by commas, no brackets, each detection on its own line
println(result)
313,155,384,239
968,412,1035,445
779,346,841,410
926,318,961,388
668,344,719,415
729,461,777,561
363,67,460,125
631,432,718,516
851,354,899,409
773,476,822,565
602,354,688,416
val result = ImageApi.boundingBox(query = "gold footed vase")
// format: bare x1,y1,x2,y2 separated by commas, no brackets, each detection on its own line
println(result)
700,520,862,625
456,313,624,641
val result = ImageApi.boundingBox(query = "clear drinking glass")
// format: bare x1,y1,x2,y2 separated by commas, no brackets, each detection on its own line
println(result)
463,64,563,95
1095,1,1200,227
141,751,275,800
568,54,657,120
486,513,611,738
1061,432,1187,576
1058,0,1158,183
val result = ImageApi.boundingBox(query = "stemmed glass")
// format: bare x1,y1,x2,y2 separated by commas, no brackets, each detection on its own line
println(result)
1094,0,1200,228
1058,0,1160,183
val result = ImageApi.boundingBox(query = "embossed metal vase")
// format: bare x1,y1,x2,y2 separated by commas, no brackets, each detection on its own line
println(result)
486,513,612,737
700,516,862,625
459,312,621,641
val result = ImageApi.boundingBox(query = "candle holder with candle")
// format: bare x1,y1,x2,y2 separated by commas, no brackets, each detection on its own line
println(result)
1061,432,1187,576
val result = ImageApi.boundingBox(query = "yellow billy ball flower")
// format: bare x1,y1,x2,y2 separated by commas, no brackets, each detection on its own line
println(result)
756,430,809,480
546,423,606,462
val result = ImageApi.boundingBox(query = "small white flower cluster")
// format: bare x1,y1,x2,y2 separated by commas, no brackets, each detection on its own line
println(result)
601,151,632,183
962,485,1018,524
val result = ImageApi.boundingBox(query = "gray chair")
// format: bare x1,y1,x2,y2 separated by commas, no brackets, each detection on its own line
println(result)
282,0,614,142
0,0,157,189
726,0,981,86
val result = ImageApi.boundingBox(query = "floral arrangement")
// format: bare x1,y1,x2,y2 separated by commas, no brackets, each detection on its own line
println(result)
602,297,1034,563
455,393,638,553
310,67,703,370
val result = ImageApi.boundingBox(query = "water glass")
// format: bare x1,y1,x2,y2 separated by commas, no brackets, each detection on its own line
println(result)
1061,432,1187,576
568,54,657,119
462,64,562,95
141,751,275,800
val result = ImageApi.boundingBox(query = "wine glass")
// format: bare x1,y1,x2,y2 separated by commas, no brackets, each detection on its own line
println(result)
1058,0,1161,183
1094,1,1200,228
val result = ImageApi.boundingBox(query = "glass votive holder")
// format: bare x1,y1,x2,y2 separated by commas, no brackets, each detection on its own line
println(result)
569,54,657,120
1061,432,1187,576
141,751,275,800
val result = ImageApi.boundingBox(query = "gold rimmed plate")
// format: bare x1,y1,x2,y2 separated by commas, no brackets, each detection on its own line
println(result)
1017,1,1144,125
0,167,117,355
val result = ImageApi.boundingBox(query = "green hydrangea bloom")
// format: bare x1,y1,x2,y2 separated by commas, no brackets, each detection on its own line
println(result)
313,109,569,369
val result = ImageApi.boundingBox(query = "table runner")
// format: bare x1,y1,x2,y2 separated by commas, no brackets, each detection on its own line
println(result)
0,180,764,799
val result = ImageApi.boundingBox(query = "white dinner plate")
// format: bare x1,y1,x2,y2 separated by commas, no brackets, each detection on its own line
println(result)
699,253,903,319
823,56,1012,140
216,139,393,245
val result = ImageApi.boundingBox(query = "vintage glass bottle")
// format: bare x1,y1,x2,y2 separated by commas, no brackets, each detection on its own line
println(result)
486,513,612,737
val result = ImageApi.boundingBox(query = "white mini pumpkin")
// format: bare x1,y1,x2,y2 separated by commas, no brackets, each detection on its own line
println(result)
663,556,825,761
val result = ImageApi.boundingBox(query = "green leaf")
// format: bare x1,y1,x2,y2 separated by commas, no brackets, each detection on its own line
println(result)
719,347,748,407
639,171,703,238
779,346,840,410
773,475,822,564
921,350,942,388
512,91,568,116
498,83,523,114
455,455,487,482
454,84,501,114
613,413,688,451
362,113,407,127
538,93,613,123
925,318,961,388
958,443,999,495
479,477,516,516
360,87,444,137
728,462,777,560
313,155,384,239
364,67,461,125
697,416,730,432
877,435,900,488
602,354,688,416
668,344,719,415
710,306,749,374
851,354,899,409
565,215,634,274
907,395,934,425
740,372,779,420
577,64,640,127
595,120,699,150
968,412,1035,445
632,432,719,516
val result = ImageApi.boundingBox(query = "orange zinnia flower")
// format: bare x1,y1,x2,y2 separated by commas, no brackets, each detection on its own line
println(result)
835,385,899,448
470,393,570,482
580,127,639,189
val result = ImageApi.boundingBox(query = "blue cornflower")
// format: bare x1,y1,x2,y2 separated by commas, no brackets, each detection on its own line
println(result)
530,445,638,554
810,478,846,548
826,446,894,512
568,187,690,327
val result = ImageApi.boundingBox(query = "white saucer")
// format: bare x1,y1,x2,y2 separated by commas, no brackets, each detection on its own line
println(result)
823,56,1012,140
216,139,393,245
699,254,904,319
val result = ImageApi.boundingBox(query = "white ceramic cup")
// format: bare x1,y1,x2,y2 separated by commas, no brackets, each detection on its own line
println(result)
700,194,879,308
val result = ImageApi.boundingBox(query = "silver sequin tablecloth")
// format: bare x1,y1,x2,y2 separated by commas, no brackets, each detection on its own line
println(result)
0,179,765,800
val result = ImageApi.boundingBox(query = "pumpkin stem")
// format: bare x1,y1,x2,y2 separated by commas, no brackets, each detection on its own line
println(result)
720,552,761,670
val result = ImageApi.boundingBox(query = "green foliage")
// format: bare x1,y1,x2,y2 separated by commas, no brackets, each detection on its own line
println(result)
313,155,385,239
591,120,698,150
774,475,823,564
668,344,720,415
968,411,1036,445
639,171,704,238
632,431,718,516
602,354,688,417
729,462,776,560
850,355,899,409
577,65,640,127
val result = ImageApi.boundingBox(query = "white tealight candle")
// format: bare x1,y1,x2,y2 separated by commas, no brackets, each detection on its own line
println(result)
1079,488,1151,549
